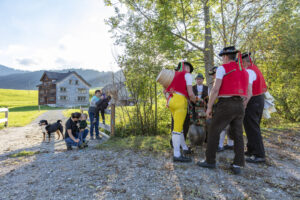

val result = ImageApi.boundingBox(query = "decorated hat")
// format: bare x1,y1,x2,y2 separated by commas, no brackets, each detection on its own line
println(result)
195,73,204,79
175,61,194,73
242,52,251,59
208,66,218,75
218,46,239,56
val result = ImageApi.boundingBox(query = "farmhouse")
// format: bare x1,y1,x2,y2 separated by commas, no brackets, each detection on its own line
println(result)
102,82,134,106
37,71,91,107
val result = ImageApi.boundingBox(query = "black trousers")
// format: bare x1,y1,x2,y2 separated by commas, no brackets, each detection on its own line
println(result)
243,95,265,158
206,97,245,166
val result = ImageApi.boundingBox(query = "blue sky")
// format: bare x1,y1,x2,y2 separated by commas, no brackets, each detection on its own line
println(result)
0,0,120,71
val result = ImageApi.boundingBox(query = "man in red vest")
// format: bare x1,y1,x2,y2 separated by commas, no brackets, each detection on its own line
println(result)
197,46,250,174
164,61,196,162
242,52,267,163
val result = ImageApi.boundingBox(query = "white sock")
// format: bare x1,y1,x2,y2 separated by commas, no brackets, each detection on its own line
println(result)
180,132,189,150
219,130,226,148
227,138,234,146
172,132,181,157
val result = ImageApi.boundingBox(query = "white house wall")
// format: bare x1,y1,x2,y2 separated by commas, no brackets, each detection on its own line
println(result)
56,74,90,107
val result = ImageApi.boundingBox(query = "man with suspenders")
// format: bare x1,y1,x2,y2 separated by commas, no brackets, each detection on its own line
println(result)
197,46,251,174
242,53,267,163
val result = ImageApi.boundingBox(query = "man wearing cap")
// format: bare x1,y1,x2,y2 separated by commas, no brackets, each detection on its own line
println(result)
197,46,250,174
193,73,208,101
242,53,267,163
164,61,196,162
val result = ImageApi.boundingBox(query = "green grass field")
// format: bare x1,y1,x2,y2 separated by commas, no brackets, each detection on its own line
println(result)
0,89,48,129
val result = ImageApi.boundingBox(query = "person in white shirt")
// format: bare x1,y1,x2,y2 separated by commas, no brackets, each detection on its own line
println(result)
164,61,196,162
198,46,251,175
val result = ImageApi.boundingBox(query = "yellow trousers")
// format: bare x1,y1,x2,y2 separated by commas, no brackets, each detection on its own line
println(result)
168,93,188,133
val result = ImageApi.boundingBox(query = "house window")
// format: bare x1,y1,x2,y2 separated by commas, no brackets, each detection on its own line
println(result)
50,89,56,94
49,97,55,102
75,80,79,85
60,87,66,92
40,98,44,103
69,80,72,85
77,96,86,102
60,96,67,100
78,88,87,94
40,90,44,94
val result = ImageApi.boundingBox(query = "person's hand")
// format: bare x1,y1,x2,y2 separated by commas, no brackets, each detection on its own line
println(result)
206,107,212,119
74,138,80,143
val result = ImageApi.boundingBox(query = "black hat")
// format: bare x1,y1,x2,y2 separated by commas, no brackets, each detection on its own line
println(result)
208,66,218,75
242,52,251,59
195,73,204,79
175,61,194,73
218,46,239,56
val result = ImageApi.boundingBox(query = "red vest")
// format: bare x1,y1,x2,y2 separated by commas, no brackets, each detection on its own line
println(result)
248,64,267,96
166,71,189,98
218,62,249,97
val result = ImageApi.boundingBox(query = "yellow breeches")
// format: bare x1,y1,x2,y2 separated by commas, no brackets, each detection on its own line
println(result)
168,93,188,133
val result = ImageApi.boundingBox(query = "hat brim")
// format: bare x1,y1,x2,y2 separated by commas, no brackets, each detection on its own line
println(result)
219,50,239,57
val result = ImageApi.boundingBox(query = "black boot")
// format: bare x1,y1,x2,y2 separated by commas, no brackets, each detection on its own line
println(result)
230,164,242,175
173,155,192,163
197,160,216,169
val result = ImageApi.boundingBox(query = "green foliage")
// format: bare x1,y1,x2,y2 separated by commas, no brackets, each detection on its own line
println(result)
253,0,300,122
103,0,300,138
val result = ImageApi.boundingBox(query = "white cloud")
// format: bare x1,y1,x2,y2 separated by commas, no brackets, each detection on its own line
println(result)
0,0,121,72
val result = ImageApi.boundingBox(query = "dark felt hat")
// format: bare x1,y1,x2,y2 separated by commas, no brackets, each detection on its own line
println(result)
218,46,239,56
242,52,251,59
195,73,204,79
175,61,194,73
208,66,218,75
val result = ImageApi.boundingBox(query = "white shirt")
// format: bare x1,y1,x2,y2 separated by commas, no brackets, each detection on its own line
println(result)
246,69,257,84
196,84,203,97
216,66,254,84
185,73,193,85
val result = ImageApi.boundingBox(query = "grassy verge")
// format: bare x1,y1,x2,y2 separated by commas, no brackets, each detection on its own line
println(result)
95,135,171,153
0,89,62,129
8,150,40,158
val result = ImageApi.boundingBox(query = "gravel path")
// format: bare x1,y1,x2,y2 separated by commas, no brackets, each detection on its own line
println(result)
0,110,299,200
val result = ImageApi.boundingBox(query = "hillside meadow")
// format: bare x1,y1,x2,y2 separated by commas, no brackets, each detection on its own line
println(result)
0,89,47,129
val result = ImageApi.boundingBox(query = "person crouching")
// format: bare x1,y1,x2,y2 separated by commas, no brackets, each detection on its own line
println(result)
65,112,87,150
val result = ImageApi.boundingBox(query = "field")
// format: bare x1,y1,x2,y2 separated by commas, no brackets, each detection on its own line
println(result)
0,89,48,129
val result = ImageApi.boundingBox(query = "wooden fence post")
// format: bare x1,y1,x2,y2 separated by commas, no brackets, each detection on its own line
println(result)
5,110,8,127
111,104,115,137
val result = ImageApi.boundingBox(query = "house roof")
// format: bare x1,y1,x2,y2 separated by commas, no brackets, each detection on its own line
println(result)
38,71,91,87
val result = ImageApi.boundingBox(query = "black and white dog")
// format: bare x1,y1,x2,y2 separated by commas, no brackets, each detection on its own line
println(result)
39,120,64,142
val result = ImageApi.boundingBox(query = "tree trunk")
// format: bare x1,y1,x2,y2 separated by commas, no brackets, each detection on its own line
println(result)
203,1,215,88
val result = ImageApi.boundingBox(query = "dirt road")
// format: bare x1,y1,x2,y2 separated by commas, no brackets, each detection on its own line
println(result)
0,110,299,200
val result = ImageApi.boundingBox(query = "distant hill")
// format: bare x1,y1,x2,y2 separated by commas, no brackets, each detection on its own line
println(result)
0,65,124,90
0,65,28,76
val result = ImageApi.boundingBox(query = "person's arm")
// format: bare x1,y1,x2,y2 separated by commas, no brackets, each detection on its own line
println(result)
67,129,79,143
206,79,222,118
187,85,196,103
185,73,196,103
244,83,253,108
244,69,255,108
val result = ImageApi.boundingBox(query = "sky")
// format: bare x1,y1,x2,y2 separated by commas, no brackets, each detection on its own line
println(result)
0,0,121,72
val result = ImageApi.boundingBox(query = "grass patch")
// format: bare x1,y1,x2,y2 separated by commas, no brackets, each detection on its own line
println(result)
0,89,60,129
8,150,40,158
95,135,171,153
